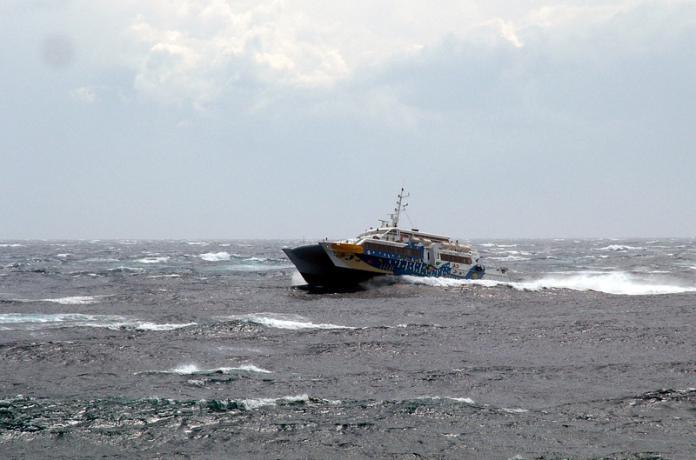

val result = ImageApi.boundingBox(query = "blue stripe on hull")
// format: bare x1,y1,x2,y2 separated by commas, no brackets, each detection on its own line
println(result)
358,254,485,279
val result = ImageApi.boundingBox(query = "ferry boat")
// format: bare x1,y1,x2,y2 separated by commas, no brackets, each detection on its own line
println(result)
283,189,485,289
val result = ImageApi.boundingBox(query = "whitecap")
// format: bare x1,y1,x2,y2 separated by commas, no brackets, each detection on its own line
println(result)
138,363,272,376
415,396,476,405
56,253,70,258
0,313,197,331
448,397,476,404
136,256,170,264
596,244,645,251
0,313,122,326
229,364,272,374
164,364,200,375
0,243,24,248
241,394,308,410
187,241,209,246
233,313,354,330
131,322,196,331
501,407,529,414
41,295,100,305
199,251,230,262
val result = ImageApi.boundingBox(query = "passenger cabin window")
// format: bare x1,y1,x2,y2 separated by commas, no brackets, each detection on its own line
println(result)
363,241,420,258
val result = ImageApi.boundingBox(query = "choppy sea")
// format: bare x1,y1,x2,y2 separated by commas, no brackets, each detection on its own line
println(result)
1,239,695,459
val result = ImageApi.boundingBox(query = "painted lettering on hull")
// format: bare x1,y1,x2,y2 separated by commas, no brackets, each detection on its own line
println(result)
358,255,453,277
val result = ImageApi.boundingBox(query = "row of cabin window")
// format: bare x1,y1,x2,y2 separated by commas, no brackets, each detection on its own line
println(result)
363,241,421,258
440,253,473,265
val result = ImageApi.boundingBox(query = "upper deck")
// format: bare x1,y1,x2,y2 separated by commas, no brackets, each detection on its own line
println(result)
350,227,473,255
356,227,450,243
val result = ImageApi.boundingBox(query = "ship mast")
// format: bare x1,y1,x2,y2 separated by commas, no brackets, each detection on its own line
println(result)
390,188,409,228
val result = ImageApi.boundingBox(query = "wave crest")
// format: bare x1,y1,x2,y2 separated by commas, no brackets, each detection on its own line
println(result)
596,244,645,251
199,252,231,262
41,295,100,305
136,256,170,264
232,313,355,330
0,314,196,331
137,363,272,375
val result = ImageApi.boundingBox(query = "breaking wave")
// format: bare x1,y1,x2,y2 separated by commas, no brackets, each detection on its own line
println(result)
199,252,231,262
0,313,196,331
198,252,291,270
131,322,196,331
136,256,170,264
596,244,645,251
137,363,272,375
41,295,101,305
199,394,325,411
2,295,104,305
400,272,696,296
232,313,355,330
241,394,309,410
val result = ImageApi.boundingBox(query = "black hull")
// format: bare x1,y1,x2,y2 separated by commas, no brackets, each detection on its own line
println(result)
283,244,379,288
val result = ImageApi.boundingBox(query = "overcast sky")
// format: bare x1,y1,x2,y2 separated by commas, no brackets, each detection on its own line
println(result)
1,0,695,239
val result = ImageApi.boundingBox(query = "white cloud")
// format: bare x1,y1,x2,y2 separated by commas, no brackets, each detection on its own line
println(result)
12,0,696,113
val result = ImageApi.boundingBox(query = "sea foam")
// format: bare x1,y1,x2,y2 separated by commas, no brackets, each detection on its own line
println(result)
400,272,696,296
131,322,196,331
136,256,170,264
0,313,196,331
234,313,355,330
596,244,645,251
199,251,231,262
138,363,272,375
41,296,100,305
241,394,308,410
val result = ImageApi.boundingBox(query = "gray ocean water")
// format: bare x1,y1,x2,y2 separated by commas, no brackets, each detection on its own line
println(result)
1,239,695,459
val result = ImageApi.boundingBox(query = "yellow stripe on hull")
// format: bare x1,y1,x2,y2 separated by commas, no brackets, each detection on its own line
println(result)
330,243,364,254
